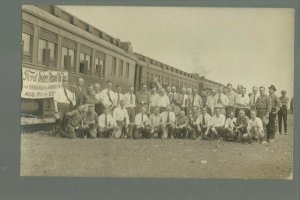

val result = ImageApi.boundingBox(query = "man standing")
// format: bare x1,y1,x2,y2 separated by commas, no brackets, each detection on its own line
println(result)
160,105,176,139
200,89,208,107
114,85,124,108
100,80,115,111
255,86,271,123
226,84,237,118
113,99,129,138
278,90,289,135
235,87,250,118
133,107,151,139
63,105,87,138
208,107,225,140
169,86,182,115
83,84,96,111
75,78,87,108
136,83,150,114
98,107,117,138
180,87,188,115
94,83,105,116
158,88,170,113
166,86,172,96
54,78,76,136
124,86,136,138
214,86,229,116
196,106,212,140
206,89,216,115
83,105,99,138
249,86,259,110
267,85,282,142
242,110,265,144
149,87,160,114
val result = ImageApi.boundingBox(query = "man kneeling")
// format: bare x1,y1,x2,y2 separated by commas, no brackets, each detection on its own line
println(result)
63,105,87,138
98,108,118,138
175,111,195,139
242,110,265,144
133,107,151,139
224,111,237,141
204,108,225,140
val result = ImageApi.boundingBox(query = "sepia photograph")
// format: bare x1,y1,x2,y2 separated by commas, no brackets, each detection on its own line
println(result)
20,5,294,179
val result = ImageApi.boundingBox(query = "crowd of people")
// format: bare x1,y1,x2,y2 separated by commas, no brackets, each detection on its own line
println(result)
53,77,292,144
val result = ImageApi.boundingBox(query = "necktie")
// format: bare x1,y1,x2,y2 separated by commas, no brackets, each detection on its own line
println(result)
130,93,133,104
217,94,221,104
202,114,206,125
167,112,170,122
242,94,245,97
107,89,113,104
105,114,108,127
141,114,144,125
253,94,256,104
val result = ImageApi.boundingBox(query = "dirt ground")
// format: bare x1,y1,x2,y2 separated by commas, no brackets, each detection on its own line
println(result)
20,115,293,179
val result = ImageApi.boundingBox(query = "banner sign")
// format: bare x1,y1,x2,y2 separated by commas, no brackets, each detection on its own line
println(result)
21,67,68,99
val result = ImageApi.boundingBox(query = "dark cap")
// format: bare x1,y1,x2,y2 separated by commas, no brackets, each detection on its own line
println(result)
268,84,276,91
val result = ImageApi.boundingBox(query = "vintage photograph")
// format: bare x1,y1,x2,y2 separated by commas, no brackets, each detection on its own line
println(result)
20,5,294,179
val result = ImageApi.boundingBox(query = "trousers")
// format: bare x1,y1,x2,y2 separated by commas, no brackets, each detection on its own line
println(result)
278,105,288,133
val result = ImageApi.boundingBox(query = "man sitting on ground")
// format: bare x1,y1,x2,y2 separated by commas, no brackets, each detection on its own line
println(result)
63,105,87,139
160,105,176,139
235,109,249,141
224,111,237,141
148,107,163,138
83,105,99,138
113,99,130,138
242,110,265,144
196,106,212,140
205,107,225,140
133,107,151,139
175,111,194,139
98,107,117,138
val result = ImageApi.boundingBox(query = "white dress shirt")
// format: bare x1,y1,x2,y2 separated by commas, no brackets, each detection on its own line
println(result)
158,94,170,107
247,117,264,133
249,93,258,107
134,113,149,127
189,94,203,107
124,92,136,108
54,87,76,111
236,94,250,108
160,111,176,124
214,93,229,108
148,113,162,127
113,92,124,107
100,88,115,107
150,93,160,107
94,91,102,103
113,106,129,125
181,94,188,107
98,114,116,128
225,117,237,129
196,113,212,126
210,114,226,127
206,95,215,112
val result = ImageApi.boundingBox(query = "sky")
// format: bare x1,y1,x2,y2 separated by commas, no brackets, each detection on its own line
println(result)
59,6,294,96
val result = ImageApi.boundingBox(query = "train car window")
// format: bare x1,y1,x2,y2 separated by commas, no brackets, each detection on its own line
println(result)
94,58,105,78
119,60,123,77
61,47,75,72
79,53,91,75
38,39,57,67
22,33,32,62
125,63,130,79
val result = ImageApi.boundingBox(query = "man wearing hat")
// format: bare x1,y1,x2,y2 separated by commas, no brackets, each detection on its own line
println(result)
267,85,282,142
53,78,76,136
278,90,289,135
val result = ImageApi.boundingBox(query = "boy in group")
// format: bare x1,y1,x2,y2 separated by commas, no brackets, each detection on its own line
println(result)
235,109,249,141
242,110,265,144
196,106,212,140
98,107,117,138
148,107,163,138
133,107,151,139
224,111,237,141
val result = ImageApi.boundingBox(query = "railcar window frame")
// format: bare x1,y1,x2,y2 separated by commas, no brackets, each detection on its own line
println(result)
22,32,32,63
125,62,130,79
37,38,57,68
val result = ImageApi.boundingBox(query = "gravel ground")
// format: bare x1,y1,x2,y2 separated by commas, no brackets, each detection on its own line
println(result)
20,115,293,179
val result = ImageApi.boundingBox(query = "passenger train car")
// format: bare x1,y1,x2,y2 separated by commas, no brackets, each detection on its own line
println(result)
21,5,222,126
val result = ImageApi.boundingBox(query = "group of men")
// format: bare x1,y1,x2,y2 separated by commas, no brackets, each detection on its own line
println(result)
54,77,290,144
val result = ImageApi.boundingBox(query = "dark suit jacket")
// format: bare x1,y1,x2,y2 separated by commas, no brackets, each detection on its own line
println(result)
75,86,87,107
